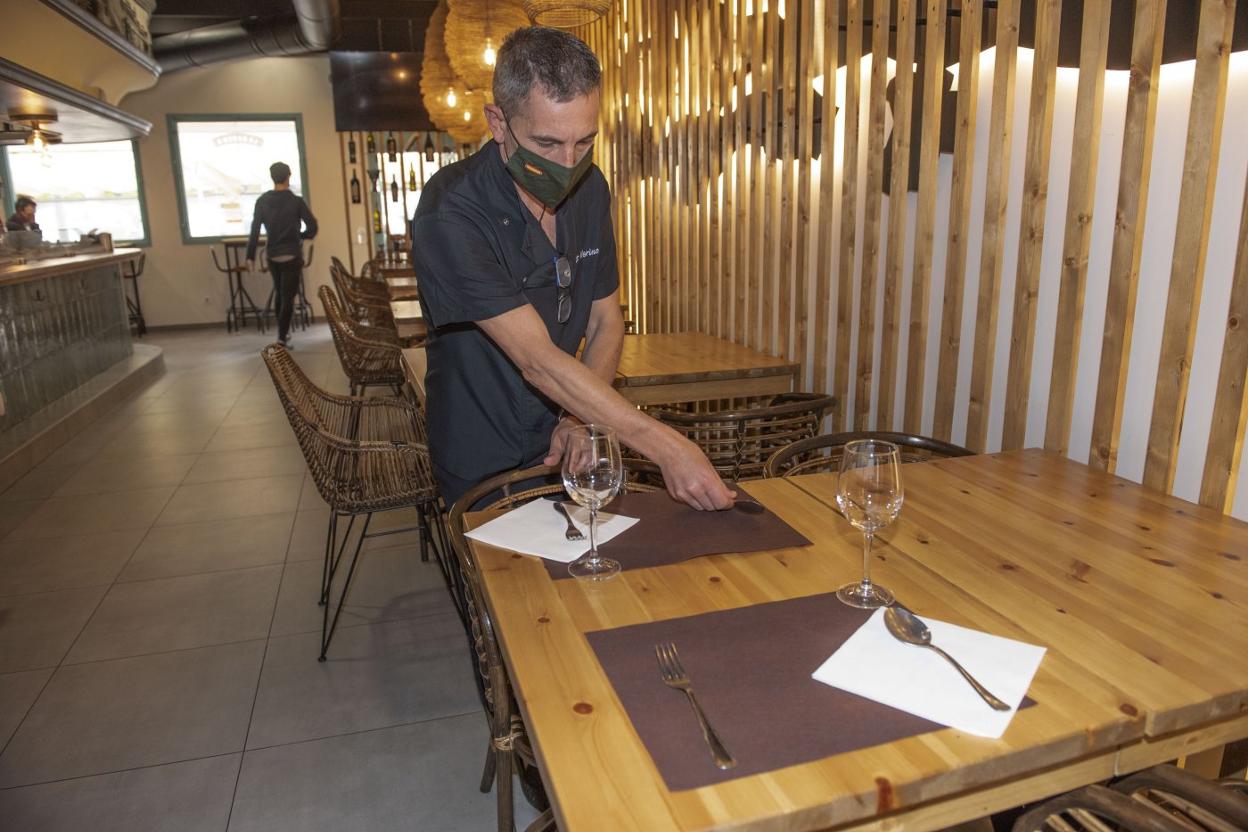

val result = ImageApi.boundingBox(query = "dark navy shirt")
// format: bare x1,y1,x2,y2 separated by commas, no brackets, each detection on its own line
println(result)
412,144,618,498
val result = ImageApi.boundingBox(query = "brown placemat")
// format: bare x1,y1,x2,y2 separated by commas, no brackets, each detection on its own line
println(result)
586,594,946,792
542,490,811,579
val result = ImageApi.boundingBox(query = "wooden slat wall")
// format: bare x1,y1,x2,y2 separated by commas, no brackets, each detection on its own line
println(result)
588,0,1248,517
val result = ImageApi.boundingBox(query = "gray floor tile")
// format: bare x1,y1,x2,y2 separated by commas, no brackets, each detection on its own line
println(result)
0,640,264,787
0,668,53,748
0,500,42,539
0,586,106,672
203,421,297,454
248,613,476,749
270,547,453,638
0,754,240,832
140,396,236,415
229,715,497,832
284,508,332,562
119,513,294,582
156,475,302,527
6,488,174,541
183,446,308,484
0,464,77,503
297,475,330,511
94,427,218,460
53,454,198,497
66,566,282,664
0,530,145,596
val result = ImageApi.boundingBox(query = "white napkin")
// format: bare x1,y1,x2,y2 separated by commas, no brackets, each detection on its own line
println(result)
465,499,639,563
812,608,1045,739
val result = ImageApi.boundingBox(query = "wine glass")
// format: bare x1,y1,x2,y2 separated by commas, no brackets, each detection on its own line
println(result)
562,424,624,581
835,439,903,608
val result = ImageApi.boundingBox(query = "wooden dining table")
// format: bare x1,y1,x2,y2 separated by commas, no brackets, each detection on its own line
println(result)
614,332,799,405
469,449,1248,832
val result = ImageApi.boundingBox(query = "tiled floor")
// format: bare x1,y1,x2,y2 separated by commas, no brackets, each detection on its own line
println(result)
0,328,533,830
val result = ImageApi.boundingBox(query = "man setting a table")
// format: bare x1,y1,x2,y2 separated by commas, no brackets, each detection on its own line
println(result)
412,26,732,511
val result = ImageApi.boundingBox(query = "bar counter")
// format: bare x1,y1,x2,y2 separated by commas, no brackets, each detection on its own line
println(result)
0,248,140,436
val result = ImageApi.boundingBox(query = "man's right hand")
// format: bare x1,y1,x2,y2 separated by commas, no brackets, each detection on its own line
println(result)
657,436,735,511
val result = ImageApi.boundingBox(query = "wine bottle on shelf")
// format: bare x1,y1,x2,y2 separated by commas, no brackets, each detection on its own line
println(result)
386,132,398,162
372,208,382,234
366,132,377,155
390,175,399,202
408,164,417,191
350,169,361,204
347,135,357,163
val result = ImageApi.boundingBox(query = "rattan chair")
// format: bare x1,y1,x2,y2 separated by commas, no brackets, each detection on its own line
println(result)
330,258,391,305
763,431,974,478
647,393,836,481
319,285,408,397
1111,764,1248,832
1012,784,1187,831
448,462,664,832
263,343,447,662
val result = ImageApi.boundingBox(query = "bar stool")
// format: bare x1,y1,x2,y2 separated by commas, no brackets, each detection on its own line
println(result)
210,244,266,333
122,253,147,337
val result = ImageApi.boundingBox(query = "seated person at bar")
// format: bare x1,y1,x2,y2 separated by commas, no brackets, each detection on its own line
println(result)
5,196,40,232
245,162,318,348
413,26,732,511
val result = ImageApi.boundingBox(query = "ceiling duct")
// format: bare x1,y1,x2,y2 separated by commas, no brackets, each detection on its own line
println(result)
153,0,339,74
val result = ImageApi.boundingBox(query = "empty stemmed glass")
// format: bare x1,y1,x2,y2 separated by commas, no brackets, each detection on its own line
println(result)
562,424,624,581
835,439,903,608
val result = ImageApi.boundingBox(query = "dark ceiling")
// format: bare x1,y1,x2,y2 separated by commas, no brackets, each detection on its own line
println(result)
150,1,439,53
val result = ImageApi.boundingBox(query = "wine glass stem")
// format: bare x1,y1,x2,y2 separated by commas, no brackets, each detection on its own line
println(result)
860,531,874,590
588,505,598,562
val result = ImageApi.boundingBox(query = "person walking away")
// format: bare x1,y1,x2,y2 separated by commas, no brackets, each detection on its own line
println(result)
246,162,317,347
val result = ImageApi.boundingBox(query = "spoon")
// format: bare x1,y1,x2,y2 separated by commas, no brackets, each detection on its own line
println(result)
883,605,1011,711
733,498,765,514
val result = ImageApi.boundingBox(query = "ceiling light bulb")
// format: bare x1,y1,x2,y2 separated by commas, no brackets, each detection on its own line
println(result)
446,88,458,107
483,43,496,66
30,130,46,152
463,110,471,121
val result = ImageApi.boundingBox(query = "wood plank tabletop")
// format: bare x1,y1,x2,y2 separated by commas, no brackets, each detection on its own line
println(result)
613,332,800,405
400,347,426,404
385,276,419,287
471,449,1248,832
390,300,424,324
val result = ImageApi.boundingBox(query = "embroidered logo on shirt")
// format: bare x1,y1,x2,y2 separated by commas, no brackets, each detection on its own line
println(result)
575,248,600,264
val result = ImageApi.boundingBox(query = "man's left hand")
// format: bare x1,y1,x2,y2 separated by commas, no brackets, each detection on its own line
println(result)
543,415,581,466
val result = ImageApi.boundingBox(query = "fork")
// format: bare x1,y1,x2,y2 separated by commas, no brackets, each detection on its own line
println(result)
552,501,585,541
654,642,736,769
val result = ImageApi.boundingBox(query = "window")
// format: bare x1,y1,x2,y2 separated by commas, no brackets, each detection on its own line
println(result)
3,140,150,245
168,115,308,243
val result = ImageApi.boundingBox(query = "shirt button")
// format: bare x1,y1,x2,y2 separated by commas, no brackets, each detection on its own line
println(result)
501,217,510,226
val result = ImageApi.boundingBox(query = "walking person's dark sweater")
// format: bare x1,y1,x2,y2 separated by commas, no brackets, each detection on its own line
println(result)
245,164,317,345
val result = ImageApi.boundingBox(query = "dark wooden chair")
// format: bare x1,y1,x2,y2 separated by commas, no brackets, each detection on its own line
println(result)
1111,764,1248,831
763,431,974,478
448,461,664,832
1012,784,1188,831
648,393,836,481
262,344,444,662
318,285,407,397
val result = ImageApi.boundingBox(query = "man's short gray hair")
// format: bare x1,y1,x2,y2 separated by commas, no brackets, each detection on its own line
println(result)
493,26,601,118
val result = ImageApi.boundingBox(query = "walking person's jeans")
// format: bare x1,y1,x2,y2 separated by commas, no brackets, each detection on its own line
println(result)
269,258,302,342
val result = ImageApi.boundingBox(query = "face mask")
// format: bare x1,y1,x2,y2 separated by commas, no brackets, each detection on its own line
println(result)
503,116,594,211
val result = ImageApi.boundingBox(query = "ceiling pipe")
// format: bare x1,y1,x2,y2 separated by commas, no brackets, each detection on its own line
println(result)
154,0,340,74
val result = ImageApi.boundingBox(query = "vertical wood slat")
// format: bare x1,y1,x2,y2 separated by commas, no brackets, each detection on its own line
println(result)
1200,169,1248,511
1088,0,1169,472
760,0,778,354
690,0,704,336
931,0,982,441
1143,0,1238,492
712,0,729,339
965,0,1022,451
677,0,691,334
1000,0,1064,450
794,0,816,375
903,0,948,434
835,0,863,428
812,0,839,397
734,0,750,345
748,0,766,350
1043,0,1112,455
854,0,891,430
778,0,799,361
660,0,674,334
878,0,916,430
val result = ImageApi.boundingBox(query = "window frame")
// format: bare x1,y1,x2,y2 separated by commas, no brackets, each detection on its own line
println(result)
167,113,311,245
1,138,152,248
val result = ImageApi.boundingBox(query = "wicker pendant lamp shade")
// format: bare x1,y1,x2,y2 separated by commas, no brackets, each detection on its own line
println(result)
446,0,530,95
522,0,610,29
421,0,489,144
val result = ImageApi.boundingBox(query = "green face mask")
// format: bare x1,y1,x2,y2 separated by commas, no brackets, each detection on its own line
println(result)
503,116,594,211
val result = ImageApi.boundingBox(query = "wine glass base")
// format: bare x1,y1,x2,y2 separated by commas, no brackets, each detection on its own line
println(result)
836,581,894,609
568,556,621,581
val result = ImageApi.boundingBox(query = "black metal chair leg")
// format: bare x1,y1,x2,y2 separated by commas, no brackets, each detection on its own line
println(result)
320,512,373,661
321,513,358,605
320,511,338,608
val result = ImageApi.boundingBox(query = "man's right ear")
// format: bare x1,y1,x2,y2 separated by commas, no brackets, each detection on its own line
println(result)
484,105,508,145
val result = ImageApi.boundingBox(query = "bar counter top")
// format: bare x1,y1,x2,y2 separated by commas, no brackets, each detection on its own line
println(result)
0,248,143,287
